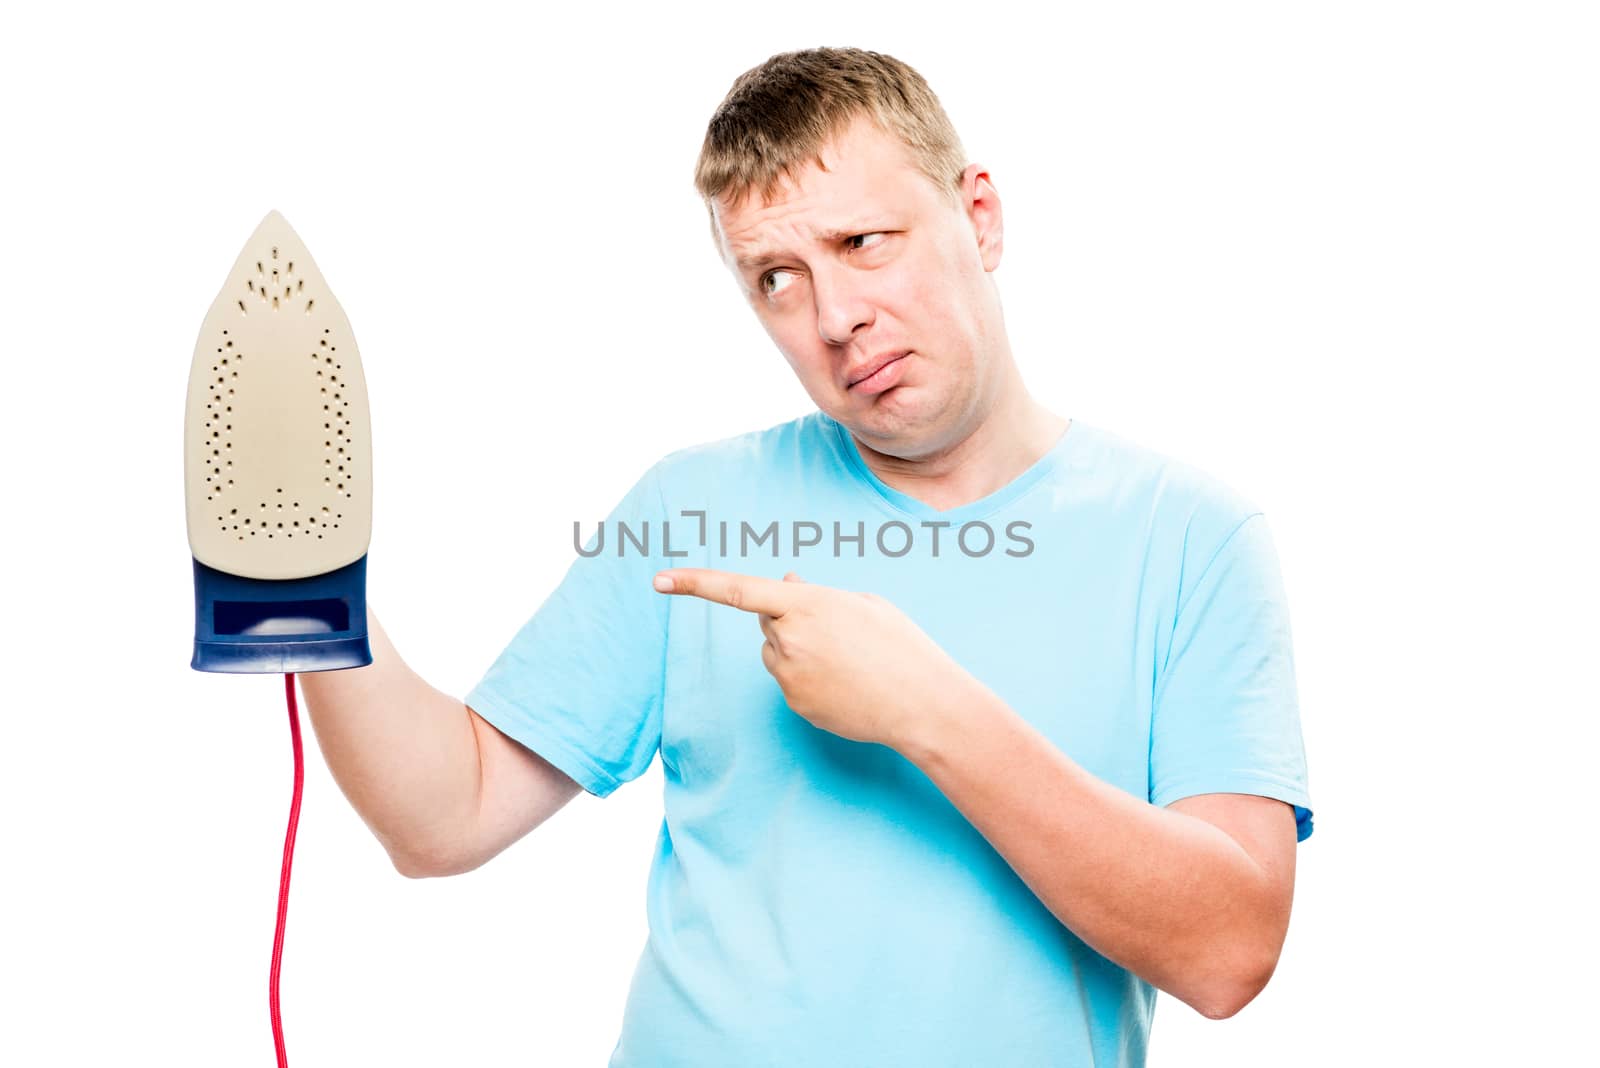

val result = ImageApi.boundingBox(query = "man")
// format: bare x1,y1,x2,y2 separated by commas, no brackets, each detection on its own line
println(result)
303,46,1313,1067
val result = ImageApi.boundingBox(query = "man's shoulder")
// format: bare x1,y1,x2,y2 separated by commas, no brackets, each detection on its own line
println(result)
1073,420,1266,548
647,409,825,486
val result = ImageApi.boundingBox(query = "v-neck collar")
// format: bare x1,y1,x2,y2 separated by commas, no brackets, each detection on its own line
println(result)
820,410,1083,524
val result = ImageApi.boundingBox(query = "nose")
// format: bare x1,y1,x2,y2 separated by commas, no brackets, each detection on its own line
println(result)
812,264,874,346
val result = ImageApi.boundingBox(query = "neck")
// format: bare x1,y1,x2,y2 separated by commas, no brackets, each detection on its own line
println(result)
847,364,1070,513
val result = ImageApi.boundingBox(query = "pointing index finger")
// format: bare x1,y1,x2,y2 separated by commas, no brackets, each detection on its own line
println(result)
653,568,801,616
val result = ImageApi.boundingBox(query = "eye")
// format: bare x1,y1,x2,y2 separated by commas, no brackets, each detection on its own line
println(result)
761,268,795,297
760,232,889,298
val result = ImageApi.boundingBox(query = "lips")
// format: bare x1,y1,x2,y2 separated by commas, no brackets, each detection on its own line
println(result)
847,350,909,390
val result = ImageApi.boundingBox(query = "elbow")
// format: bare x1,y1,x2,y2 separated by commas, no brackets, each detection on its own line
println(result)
1196,882,1292,1020
389,840,474,880
392,850,443,879
1196,949,1280,1020
1197,989,1251,1021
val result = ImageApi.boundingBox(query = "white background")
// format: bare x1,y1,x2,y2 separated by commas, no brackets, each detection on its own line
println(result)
3,2,1594,1064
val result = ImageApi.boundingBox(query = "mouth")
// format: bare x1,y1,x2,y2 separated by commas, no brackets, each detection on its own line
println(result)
847,350,910,392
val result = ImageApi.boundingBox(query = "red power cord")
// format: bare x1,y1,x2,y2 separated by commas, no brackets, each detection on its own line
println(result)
271,672,305,1067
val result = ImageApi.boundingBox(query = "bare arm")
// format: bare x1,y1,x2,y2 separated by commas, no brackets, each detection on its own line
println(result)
296,605,582,878
900,680,1297,1020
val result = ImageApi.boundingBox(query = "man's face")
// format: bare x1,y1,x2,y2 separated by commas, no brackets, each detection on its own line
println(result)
713,115,1003,459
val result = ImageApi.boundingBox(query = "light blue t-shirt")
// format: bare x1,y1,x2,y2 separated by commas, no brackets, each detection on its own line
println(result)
466,409,1314,1068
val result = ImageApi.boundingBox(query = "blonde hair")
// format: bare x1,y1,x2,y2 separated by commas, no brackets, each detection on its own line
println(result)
693,47,969,247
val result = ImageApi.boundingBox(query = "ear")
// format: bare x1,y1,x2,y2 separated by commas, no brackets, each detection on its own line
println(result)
959,162,1004,273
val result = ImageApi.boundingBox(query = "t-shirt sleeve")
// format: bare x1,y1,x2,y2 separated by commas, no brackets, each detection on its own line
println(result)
1149,511,1315,842
464,461,671,798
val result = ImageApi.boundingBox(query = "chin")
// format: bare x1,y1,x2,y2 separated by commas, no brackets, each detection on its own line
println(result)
847,389,944,444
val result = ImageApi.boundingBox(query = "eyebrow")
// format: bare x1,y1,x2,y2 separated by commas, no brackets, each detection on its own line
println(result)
734,221,892,274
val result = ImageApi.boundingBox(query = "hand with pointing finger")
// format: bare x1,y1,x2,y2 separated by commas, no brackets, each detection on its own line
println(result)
652,567,981,752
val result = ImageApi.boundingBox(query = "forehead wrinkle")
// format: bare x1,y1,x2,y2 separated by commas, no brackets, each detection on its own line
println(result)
733,219,888,273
